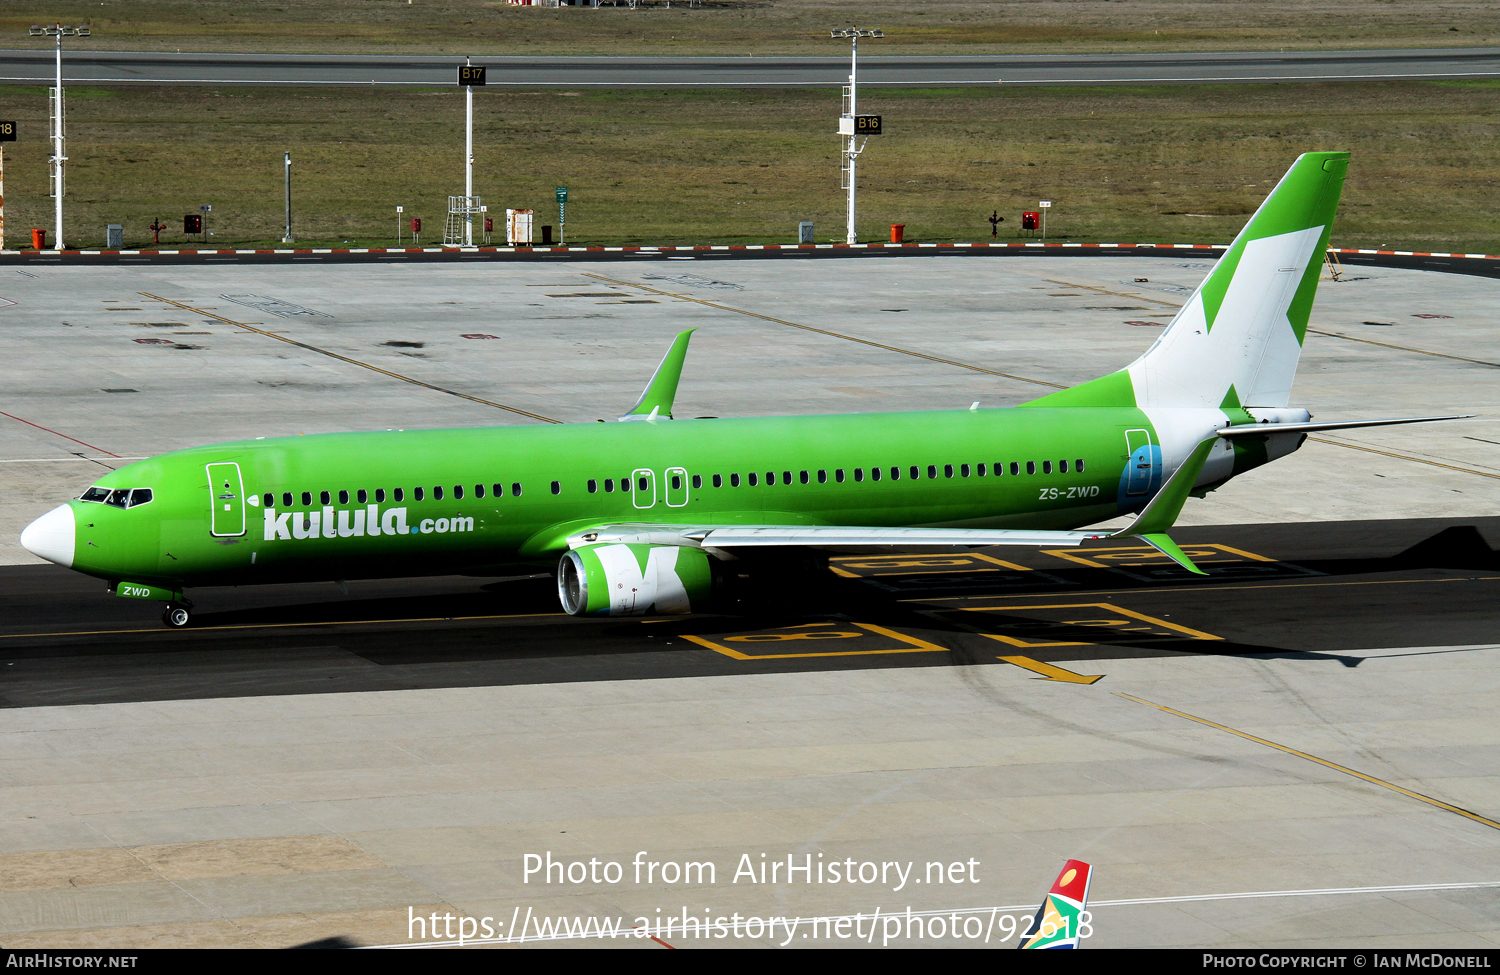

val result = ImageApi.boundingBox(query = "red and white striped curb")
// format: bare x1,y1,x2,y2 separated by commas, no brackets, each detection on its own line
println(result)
5,242,1497,259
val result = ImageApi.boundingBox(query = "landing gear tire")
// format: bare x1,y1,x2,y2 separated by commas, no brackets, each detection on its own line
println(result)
162,604,191,628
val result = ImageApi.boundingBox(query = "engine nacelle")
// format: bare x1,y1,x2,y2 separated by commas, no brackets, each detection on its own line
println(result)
558,543,714,617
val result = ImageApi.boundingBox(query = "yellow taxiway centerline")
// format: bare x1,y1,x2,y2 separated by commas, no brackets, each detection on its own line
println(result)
1116,692,1500,832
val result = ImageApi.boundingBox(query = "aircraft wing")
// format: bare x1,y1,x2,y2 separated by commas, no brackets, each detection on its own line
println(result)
566,435,1226,572
567,524,1113,551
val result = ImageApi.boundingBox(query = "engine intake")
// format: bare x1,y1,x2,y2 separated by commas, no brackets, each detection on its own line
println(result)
558,543,714,617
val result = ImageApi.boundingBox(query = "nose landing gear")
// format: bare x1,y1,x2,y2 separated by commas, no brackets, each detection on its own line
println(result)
162,600,193,628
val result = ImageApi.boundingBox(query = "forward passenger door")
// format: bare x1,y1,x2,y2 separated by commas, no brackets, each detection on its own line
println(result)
206,462,246,536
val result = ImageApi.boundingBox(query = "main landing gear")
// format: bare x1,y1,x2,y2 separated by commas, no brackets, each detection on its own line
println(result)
162,600,192,628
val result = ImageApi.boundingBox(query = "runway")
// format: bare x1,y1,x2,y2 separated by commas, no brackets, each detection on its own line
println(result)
0,47,1497,88
2,516,1495,709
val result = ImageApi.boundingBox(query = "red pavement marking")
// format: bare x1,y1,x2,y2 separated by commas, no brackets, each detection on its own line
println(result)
0,411,120,457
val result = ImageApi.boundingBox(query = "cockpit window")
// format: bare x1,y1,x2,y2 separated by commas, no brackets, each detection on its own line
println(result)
86,487,154,508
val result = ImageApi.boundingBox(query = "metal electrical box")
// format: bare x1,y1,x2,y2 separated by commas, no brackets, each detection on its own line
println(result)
798,221,814,244
506,208,534,246
106,224,122,248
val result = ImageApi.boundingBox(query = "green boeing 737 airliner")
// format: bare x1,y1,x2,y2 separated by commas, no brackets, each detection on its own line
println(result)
19,152,1466,627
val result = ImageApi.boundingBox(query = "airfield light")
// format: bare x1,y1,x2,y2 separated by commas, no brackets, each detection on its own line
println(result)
828,28,884,245
29,23,91,249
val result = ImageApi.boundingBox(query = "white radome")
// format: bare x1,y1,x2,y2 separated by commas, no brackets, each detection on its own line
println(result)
21,503,75,568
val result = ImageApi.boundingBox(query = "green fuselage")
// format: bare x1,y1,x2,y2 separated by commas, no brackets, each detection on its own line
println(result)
67,406,1159,591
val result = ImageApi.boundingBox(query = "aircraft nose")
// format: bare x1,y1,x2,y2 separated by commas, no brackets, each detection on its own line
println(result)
21,504,75,568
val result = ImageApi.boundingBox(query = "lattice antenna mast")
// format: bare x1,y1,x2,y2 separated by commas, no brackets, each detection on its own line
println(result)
830,28,881,245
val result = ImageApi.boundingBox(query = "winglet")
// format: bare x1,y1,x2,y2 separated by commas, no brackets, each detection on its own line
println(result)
1108,436,1219,575
619,329,695,421
1019,859,1093,949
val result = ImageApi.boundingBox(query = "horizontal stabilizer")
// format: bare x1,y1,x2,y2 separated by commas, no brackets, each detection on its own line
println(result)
1218,414,1473,437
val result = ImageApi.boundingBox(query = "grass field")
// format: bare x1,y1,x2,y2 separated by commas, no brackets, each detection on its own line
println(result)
1,80,1496,252
2,0,1497,56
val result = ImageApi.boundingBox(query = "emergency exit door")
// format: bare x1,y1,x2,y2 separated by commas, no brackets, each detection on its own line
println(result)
206,462,246,536
631,468,656,509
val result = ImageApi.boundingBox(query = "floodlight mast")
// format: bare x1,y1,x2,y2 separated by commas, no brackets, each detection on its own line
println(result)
465,55,473,246
30,23,89,249
830,28,881,245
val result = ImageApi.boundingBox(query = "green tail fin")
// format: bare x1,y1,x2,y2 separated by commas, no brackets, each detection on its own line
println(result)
1023,151,1349,411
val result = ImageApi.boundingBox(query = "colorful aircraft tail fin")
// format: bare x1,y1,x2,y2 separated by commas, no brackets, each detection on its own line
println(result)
1018,859,1093,949
620,328,695,421
1022,152,1348,411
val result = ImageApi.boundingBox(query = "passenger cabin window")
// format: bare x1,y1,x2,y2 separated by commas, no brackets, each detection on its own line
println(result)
1076,458,1086,472
1026,462,1037,475
357,489,368,504
978,464,987,476
394,487,405,502
415,487,425,501
871,467,881,481
817,470,828,484
604,479,615,493
730,474,741,487
588,479,598,494
961,464,971,477
376,488,386,503
263,493,274,507
475,484,485,499
1010,462,1020,476
492,484,503,498
800,471,809,485
835,469,845,483
671,474,682,491
854,468,864,482
282,492,293,506
434,486,444,501
910,466,919,480
302,491,313,506
1042,461,1052,474
748,472,758,487
1059,460,1069,474
512,482,522,497
944,465,954,478
320,491,331,505
454,485,464,500
782,471,791,484
891,467,900,480
713,474,723,488
927,465,937,479
338,490,349,505
551,481,561,495
692,475,703,489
